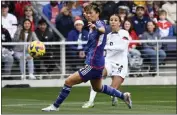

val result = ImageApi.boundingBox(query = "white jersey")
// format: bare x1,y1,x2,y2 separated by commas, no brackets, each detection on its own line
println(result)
104,29,130,78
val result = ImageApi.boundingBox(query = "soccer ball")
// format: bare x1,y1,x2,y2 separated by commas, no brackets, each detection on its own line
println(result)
28,40,45,58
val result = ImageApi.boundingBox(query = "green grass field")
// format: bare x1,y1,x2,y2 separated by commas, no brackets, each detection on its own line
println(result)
2,85,176,114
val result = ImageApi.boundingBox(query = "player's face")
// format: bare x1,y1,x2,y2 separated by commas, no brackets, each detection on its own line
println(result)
124,21,131,31
109,15,120,31
83,12,88,20
147,22,155,32
39,23,47,32
86,9,99,22
24,21,31,30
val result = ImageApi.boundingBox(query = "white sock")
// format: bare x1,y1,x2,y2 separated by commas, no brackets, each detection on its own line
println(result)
88,86,97,103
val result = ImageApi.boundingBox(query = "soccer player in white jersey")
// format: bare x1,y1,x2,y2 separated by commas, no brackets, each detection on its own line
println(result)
82,14,131,108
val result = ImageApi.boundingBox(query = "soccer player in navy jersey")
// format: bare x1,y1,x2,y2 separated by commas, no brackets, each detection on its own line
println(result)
82,14,131,108
42,3,132,112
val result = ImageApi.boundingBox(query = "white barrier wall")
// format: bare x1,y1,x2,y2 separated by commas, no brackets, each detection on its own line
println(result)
2,76,176,88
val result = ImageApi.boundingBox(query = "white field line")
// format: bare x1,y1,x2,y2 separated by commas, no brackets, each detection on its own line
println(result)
2,100,176,107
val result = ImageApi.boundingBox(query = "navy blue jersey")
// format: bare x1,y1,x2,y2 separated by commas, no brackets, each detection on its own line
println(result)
84,20,107,69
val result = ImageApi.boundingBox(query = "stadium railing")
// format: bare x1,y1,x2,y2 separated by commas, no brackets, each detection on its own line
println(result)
1,39,176,80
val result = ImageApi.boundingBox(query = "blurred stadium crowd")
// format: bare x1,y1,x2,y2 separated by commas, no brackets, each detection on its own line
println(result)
1,1,177,79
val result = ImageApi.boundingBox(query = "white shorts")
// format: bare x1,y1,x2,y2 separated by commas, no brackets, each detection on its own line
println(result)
105,61,128,79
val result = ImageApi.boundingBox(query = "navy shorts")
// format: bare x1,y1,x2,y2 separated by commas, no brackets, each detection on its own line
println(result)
78,65,103,82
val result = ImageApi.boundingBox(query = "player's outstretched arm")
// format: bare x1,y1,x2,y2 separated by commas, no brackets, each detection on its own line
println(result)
88,22,105,33
97,27,105,33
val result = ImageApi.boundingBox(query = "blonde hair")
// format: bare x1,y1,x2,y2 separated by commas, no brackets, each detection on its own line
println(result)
24,5,34,16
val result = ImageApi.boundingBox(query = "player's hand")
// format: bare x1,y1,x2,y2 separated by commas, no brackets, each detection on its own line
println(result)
79,51,85,58
88,22,96,30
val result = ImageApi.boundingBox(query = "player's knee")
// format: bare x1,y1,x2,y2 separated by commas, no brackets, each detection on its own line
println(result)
64,79,72,87
92,87,101,92
111,83,118,89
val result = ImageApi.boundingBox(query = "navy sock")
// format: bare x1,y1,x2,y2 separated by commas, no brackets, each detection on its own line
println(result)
101,85,124,100
53,84,72,108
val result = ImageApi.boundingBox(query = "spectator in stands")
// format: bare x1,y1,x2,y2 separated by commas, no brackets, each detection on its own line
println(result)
153,1,161,20
13,19,38,80
161,1,176,25
131,5,150,38
14,1,31,20
117,6,129,27
146,1,158,23
141,21,166,76
100,1,116,21
34,19,56,74
123,19,140,54
66,19,89,71
68,1,83,18
55,6,74,38
2,1,16,15
123,19,142,72
1,25,14,75
20,5,39,32
157,10,173,38
43,1,63,24
131,0,146,14
153,1,162,18
2,2,17,39
162,1,177,35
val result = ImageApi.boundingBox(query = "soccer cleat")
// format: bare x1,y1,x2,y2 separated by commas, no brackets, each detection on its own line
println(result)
29,74,36,80
41,104,59,112
111,96,118,106
123,92,132,109
21,75,25,80
82,101,94,108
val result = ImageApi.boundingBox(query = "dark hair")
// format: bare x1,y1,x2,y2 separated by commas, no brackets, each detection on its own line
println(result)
20,19,32,41
22,19,32,30
83,4,90,12
38,18,47,25
122,18,134,33
109,14,121,24
85,3,101,14
145,20,158,32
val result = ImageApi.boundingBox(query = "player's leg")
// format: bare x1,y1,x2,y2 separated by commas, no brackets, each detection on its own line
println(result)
111,76,124,106
111,76,124,89
42,71,83,111
82,85,96,108
90,78,132,109
26,55,36,80
14,52,25,79
82,68,108,108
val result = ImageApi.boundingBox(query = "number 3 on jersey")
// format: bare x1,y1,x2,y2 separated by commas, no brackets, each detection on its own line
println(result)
116,63,123,73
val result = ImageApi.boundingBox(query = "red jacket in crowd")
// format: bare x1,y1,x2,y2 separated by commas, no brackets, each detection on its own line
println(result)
129,30,139,49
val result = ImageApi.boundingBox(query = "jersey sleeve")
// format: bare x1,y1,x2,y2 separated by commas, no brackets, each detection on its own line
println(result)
95,20,104,29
